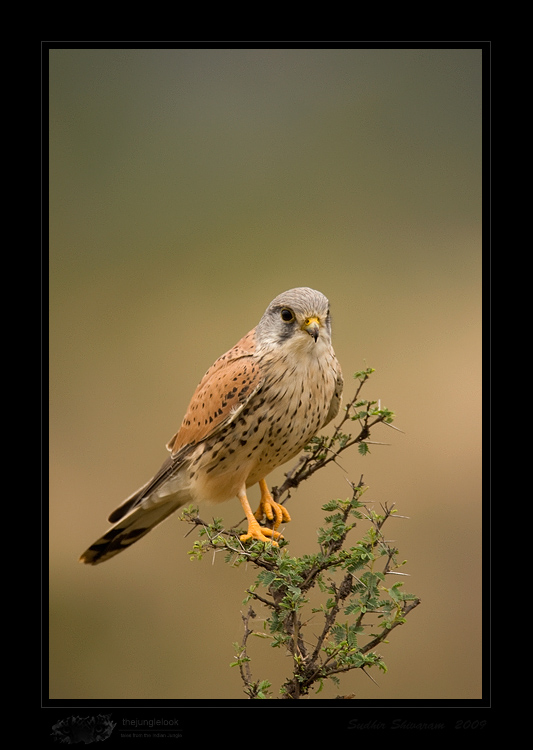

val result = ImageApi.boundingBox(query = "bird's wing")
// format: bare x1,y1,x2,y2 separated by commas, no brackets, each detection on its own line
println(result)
80,330,264,565
105,329,262,525
166,328,261,455
106,454,186,524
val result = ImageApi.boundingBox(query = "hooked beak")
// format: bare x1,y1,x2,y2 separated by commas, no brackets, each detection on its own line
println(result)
302,316,320,342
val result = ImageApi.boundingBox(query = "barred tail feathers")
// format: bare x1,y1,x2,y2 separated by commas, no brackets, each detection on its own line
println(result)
79,496,187,565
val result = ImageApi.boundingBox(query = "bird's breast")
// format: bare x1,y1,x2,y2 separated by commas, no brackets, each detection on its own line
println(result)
183,351,337,503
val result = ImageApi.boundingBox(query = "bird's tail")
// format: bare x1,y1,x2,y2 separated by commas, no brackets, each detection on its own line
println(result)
79,496,187,565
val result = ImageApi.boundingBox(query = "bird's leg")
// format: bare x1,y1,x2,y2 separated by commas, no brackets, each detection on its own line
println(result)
238,486,283,545
254,478,291,530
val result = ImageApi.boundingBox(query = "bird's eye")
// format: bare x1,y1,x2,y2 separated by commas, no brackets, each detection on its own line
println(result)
280,308,295,323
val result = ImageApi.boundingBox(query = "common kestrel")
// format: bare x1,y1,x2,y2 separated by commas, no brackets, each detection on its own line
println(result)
80,287,343,565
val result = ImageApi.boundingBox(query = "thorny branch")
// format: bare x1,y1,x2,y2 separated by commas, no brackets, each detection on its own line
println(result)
233,607,257,697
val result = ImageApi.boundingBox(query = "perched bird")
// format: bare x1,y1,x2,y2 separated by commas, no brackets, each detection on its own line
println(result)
80,287,343,565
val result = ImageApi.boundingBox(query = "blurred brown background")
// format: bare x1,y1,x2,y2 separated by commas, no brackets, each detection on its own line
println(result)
49,48,482,700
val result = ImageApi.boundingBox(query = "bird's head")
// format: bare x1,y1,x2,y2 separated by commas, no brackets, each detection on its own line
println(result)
256,287,333,351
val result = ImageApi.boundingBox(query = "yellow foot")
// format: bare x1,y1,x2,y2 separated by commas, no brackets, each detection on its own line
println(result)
254,479,292,530
240,518,283,546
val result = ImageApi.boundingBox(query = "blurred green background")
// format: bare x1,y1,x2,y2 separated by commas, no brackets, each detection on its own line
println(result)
49,48,482,700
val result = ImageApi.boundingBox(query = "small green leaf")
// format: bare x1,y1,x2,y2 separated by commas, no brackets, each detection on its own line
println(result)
353,368,375,380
